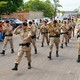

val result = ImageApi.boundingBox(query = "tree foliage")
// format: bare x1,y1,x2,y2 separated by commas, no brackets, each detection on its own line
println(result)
74,7,80,12
0,0,23,14
23,0,55,18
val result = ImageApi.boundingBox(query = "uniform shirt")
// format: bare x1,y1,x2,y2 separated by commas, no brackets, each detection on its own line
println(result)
16,29,32,51
27,25,36,36
15,29,32,44
67,22,73,30
3,23,13,39
48,25,60,36
77,25,80,43
32,23,37,32
40,24,48,33
61,24,68,33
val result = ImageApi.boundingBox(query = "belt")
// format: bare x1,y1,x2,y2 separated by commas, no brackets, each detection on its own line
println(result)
41,32,48,34
49,34,60,37
77,35,80,38
60,32,68,35
31,35,36,39
5,34,13,36
19,42,30,47
68,27,72,31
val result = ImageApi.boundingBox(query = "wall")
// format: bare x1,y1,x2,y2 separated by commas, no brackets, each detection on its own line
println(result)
1,11,43,21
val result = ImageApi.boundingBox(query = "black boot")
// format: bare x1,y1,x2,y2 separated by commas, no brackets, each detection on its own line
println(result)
12,63,18,71
41,43,44,47
47,42,49,45
28,63,31,69
60,43,63,48
0,50,5,55
11,49,14,53
65,42,68,47
77,55,80,63
47,52,52,60
37,36,39,39
68,39,69,43
35,48,37,54
56,51,59,57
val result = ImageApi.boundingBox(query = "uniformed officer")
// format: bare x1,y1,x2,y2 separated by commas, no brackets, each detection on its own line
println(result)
0,20,14,55
12,22,32,70
28,21,37,54
60,21,68,48
32,20,37,40
67,19,73,43
76,24,80,62
40,20,49,47
37,19,43,39
71,19,76,37
47,20,60,60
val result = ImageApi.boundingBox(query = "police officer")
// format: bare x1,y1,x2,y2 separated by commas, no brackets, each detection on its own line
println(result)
32,19,37,40
12,22,32,70
37,19,43,39
76,24,80,62
60,21,68,48
0,20,14,55
71,19,76,37
47,20,60,60
40,20,49,47
28,21,37,54
67,19,73,43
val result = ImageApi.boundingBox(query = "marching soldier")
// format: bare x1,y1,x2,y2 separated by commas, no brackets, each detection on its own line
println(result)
0,20,14,55
12,22,32,70
71,19,76,37
28,21,37,54
37,19,43,39
60,21,69,48
47,20,60,60
32,20,37,40
67,19,73,43
40,20,49,47
76,24,80,62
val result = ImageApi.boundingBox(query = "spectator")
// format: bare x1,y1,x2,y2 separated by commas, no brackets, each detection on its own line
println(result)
0,21,3,41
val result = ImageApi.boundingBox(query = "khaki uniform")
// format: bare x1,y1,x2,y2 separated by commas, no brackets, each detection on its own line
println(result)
72,21,76,37
15,29,32,64
49,26,60,53
60,23,68,48
40,24,49,47
67,22,73,42
48,22,60,59
76,25,80,62
37,22,43,39
2,23,14,50
27,24,37,54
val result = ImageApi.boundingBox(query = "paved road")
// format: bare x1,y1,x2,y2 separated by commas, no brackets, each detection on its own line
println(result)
0,30,80,80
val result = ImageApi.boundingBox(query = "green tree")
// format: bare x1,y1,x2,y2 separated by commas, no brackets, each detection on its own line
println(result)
23,0,55,18
0,0,23,14
53,0,62,19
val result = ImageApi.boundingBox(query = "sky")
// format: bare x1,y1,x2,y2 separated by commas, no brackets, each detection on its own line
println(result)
24,0,80,11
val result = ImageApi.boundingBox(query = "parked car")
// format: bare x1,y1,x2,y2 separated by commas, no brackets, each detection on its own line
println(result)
2,18,23,29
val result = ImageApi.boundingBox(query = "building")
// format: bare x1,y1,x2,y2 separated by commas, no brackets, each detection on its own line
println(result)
62,11,80,17
1,11,44,21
